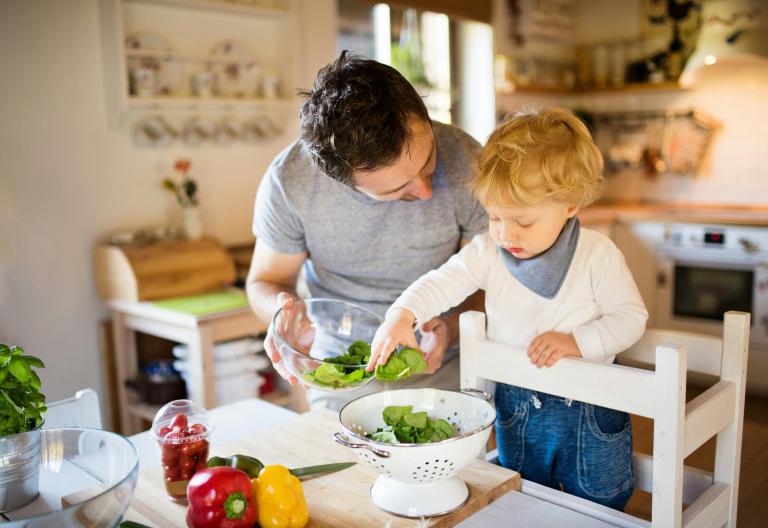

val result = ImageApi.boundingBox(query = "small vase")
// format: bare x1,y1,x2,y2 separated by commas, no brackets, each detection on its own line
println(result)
182,206,203,241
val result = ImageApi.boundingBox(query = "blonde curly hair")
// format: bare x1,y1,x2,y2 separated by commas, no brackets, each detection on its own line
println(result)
472,107,604,208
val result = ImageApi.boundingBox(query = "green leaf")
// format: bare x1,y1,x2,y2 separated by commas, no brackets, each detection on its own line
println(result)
375,348,426,383
0,390,22,413
313,363,345,385
433,419,454,438
29,373,43,394
398,348,427,375
403,412,428,429
369,430,398,443
22,355,45,369
342,368,365,383
8,358,31,383
375,355,406,381
375,405,455,444
0,342,46,435
383,405,411,427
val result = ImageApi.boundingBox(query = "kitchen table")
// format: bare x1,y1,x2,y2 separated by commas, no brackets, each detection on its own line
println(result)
123,398,626,527
1,398,626,526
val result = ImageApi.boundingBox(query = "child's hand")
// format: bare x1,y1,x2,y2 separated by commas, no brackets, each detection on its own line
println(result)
527,331,581,368
366,308,419,372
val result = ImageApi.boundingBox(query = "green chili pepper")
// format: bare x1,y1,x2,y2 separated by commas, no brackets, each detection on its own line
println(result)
207,454,265,478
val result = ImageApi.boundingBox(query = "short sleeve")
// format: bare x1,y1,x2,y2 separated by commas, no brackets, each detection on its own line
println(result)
251,166,306,254
459,195,489,241
446,129,487,241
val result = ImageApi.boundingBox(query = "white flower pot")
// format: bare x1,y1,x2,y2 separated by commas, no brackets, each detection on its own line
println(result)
182,206,203,241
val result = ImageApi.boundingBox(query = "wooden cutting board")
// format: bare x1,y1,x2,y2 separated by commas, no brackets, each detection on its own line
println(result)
120,410,520,527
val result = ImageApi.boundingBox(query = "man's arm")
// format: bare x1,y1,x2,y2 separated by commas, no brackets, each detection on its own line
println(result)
246,240,308,384
246,239,306,323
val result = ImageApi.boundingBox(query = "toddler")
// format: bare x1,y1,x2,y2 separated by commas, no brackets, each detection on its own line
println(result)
367,107,648,510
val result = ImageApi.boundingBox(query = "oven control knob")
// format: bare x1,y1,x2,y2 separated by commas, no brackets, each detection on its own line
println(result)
739,238,760,255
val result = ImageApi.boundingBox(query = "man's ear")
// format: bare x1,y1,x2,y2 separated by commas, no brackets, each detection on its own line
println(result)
566,204,580,218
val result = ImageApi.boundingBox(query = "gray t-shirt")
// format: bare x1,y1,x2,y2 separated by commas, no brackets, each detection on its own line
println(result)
252,122,488,319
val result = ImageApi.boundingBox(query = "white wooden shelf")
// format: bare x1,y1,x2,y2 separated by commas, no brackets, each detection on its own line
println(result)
127,95,298,111
101,0,301,126
124,0,291,18
125,48,290,66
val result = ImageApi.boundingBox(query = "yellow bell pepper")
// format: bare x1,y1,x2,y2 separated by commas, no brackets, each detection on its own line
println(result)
252,464,309,528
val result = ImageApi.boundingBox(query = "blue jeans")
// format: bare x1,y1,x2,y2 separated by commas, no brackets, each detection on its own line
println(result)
495,383,634,511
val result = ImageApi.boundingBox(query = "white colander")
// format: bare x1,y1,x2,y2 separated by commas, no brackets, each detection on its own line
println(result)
334,388,496,518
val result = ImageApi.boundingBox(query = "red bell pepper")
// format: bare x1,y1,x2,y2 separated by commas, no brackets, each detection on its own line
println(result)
186,467,257,528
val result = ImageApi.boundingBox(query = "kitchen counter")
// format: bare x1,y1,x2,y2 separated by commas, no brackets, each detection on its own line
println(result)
581,202,768,227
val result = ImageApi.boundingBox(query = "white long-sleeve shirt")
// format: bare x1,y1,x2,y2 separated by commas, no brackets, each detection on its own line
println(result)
392,228,648,363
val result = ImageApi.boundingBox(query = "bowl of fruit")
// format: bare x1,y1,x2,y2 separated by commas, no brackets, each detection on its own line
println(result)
272,298,429,391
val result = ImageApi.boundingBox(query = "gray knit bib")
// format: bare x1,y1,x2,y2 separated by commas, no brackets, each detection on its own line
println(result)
498,217,580,299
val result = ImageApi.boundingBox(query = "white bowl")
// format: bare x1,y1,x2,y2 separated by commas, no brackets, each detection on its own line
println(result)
335,388,496,518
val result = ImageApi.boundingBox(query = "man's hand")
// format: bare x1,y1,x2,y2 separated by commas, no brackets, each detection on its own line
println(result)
265,292,313,385
527,331,581,368
418,317,450,374
366,308,419,372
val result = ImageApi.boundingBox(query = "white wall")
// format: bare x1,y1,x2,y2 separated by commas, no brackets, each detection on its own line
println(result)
0,0,336,419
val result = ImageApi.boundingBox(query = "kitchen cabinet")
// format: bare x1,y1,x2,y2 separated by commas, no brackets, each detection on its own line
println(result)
99,0,302,126
611,220,662,328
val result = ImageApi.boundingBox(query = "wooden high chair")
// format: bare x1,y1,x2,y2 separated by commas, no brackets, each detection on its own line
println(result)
459,311,750,528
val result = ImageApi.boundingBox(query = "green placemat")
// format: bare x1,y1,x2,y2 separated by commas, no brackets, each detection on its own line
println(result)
152,290,249,316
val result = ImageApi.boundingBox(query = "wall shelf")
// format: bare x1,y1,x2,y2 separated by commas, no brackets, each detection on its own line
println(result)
124,0,291,18
496,81,686,97
125,48,290,66
127,95,298,111
100,0,301,127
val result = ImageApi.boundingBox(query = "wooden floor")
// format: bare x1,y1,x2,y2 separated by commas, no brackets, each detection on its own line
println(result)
625,389,768,527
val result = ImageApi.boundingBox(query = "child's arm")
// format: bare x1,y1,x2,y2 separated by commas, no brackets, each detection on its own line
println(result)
527,331,581,368
367,307,419,372
571,243,648,362
366,235,490,371
528,242,648,368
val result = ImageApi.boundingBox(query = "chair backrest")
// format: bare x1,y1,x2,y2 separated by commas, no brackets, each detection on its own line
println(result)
459,310,750,528
44,388,103,429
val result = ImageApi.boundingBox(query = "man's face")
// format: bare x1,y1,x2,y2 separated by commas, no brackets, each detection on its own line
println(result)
352,118,436,202
486,199,579,260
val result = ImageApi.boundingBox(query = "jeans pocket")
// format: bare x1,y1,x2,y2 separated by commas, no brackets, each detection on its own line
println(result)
495,387,529,471
577,404,634,500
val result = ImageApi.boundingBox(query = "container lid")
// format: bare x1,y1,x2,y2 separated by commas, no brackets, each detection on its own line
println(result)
150,399,213,444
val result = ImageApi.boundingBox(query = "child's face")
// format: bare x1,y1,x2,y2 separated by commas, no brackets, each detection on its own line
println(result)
486,200,579,259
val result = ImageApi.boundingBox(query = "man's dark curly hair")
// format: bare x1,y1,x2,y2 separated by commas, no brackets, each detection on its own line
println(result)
299,51,430,186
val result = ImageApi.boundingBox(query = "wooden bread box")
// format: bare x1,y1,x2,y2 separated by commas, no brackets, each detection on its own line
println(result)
93,238,236,302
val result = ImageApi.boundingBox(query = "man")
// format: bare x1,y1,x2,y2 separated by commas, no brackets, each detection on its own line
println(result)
247,51,486,410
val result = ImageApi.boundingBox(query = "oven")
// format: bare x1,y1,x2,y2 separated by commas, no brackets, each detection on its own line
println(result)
651,223,768,394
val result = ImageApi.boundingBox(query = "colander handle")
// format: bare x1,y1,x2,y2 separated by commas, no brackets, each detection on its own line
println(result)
460,387,492,402
333,432,391,458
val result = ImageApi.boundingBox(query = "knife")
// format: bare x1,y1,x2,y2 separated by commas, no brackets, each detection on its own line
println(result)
290,461,357,480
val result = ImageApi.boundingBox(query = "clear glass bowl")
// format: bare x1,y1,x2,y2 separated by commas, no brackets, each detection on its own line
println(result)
272,298,383,392
3,428,139,527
